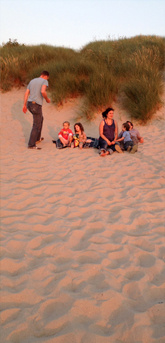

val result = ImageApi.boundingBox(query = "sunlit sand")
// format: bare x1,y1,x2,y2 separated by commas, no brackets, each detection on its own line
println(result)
1,88,165,343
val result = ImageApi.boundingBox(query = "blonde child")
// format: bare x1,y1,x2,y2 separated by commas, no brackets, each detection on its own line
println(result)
56,121,73,149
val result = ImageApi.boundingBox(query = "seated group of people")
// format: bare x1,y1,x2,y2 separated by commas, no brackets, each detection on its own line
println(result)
52,107,143,156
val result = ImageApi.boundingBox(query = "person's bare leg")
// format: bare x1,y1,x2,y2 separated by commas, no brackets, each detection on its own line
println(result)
59,137,68,147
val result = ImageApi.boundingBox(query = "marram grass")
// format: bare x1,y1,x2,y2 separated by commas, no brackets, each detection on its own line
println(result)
0,36,164,122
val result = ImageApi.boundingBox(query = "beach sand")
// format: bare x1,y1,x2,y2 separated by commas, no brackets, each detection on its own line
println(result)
0,88,165,343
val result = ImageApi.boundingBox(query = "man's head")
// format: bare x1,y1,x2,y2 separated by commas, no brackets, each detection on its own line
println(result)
126,121,133,129
40,71,49,80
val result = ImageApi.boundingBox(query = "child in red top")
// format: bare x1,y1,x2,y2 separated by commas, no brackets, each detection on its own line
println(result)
57,121,73,148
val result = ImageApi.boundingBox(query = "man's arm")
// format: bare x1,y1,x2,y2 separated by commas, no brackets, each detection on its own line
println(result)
22,89,30,113
41,85,51,103
136,130,144,143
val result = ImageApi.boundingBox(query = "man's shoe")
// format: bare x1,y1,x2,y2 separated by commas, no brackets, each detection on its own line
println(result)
36,137,44,144
28,146,42,150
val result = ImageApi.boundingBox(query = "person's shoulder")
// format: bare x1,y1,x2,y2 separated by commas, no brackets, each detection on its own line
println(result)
32,77,48,86
29,77,42,85
132,128,140,136
40,78,48,86
31,77,39,82
43,79,48,85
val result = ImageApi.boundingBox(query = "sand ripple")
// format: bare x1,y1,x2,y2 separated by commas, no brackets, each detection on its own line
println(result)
0,89,165,342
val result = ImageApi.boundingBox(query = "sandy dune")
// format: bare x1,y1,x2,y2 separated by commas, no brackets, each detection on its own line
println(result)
0,88,165,343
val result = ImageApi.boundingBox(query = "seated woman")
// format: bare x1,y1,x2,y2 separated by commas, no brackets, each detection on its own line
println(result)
98,107,123,156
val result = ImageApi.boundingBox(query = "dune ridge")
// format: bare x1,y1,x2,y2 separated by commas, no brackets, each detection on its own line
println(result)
0,89,165,343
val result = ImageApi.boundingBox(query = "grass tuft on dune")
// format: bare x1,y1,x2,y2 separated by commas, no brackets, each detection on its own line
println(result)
0,35,165,122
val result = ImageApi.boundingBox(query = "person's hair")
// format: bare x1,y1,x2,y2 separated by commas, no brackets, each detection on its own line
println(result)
63,121,70,126
41,71,49,77
74,122,84,133
126,120,133,128
123,122,130,131
102,107,114,118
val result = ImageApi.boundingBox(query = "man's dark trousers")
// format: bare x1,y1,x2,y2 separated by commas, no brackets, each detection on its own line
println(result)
27,101,43,147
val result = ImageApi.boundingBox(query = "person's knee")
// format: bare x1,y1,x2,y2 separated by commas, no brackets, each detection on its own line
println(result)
33,120,42,131
100,139,107,150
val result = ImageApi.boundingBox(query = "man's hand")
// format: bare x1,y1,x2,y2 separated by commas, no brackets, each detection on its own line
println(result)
22,105,27,113
46,98,51,103
23,89,30,113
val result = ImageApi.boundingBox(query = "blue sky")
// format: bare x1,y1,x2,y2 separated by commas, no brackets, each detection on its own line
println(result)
0,0,164,50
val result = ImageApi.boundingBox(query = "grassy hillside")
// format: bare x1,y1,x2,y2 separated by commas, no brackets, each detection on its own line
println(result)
0,36,164,122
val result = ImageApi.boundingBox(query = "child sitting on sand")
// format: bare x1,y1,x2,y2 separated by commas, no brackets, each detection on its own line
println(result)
126,121,144,145
56,121,73,149
71,122,89,149
116,122,138,153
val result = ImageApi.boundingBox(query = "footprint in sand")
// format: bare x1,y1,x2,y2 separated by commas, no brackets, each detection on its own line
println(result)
125,270,145,281
138,253,156,268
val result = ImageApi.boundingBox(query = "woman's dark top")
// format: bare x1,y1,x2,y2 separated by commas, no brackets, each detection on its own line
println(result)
102,119,115,142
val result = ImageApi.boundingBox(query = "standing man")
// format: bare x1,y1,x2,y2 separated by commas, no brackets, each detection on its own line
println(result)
22,71,50,149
